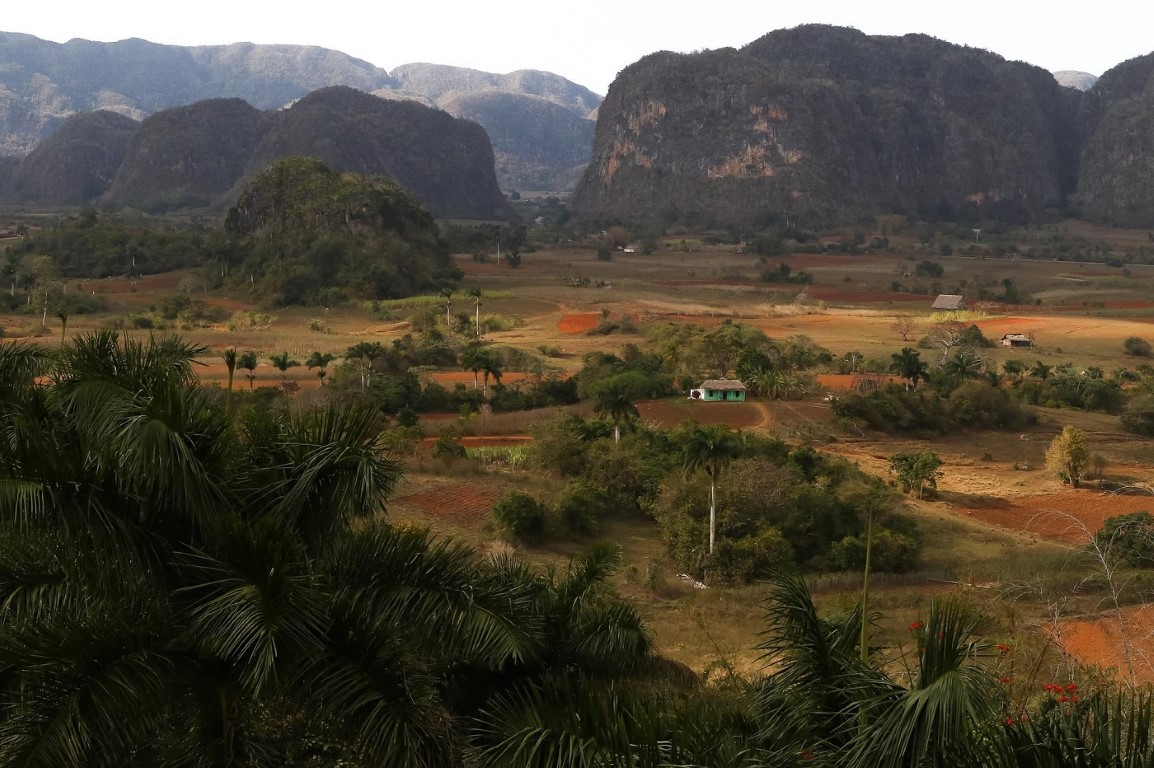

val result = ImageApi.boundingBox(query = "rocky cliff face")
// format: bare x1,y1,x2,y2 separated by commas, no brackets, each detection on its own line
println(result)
572,26,1083,229
1074,53,1154,225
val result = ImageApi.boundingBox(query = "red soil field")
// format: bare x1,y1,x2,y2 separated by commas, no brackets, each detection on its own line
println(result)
558,313,600,333
1061,607,1154,684
816,373,903,391
954,491,1154,543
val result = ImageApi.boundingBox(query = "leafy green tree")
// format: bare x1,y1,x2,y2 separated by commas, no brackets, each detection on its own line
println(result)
681,424,744,557
491,491,547,541
889,449,944,499
1045,424,1090,487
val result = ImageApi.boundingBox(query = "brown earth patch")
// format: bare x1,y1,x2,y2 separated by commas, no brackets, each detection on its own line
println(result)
637,399,767,430
390,480,500,528
807,288,930,304
954,491,1154,543
558,313,600,334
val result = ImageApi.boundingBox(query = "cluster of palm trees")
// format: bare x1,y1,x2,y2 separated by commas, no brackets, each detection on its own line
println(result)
0,331,669,766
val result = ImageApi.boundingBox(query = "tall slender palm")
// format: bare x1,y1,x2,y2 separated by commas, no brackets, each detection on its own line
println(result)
440,287,453,328
238,350,259,389
222,346,238,411
481,351,503,397
461,345,486,391
55,307,68,345
306,351,336,386
890,347,928,391
681,424,744,557
345,341,383,389
269,350,299,387
595,384,639,444
467,287,483,339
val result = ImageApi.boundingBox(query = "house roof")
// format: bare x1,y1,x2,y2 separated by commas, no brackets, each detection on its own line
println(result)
700,379,747,391
932,294,964,309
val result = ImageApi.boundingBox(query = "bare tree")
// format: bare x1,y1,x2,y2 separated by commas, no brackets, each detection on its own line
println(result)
890,315,918,342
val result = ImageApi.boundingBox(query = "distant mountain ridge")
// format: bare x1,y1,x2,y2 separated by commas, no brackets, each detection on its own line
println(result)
0,87,515,221
0,32,602,193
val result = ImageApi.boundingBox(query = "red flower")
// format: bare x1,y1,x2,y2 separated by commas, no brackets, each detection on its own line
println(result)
999,676,1013,685
996,643,1012,655
908,621,924,632
1005,718,1016,726
1059,695,1069,703
1066,683,1077,692
800,749,815,761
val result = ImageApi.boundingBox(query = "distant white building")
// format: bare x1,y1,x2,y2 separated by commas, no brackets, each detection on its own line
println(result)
932,294,964,310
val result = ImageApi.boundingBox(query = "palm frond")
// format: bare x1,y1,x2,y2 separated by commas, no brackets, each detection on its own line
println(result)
177,523,327,697
328,523,539,668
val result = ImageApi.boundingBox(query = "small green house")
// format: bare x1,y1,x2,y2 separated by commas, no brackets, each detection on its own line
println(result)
689,379,747,402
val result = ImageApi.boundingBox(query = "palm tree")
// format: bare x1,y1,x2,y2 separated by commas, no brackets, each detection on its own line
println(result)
222,346,238,411
943,349,984,382
345,341,383,389
594,384,639,444
889,347,928,391
238,350,259,389
481,350,503,397
461,344,486,391
440,287,454,327
467,287,482,339
55,307,68,345
269,350,299,387
0,330,556,766
1030,361,1053,381
681,424,744,557
306,350,336,385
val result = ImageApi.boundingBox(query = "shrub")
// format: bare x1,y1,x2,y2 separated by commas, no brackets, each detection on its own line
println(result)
1124,337,1152,357
491,491,547,540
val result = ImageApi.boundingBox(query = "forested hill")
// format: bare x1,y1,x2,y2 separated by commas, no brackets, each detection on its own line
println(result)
0,87,515,221
572,25,1154,229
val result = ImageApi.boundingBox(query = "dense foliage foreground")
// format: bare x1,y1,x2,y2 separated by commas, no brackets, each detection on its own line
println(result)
3,332,1154,767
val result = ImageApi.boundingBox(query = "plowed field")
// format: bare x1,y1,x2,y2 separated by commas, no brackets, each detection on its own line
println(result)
558,313,599,333
637,399,768,429
390,479,500,528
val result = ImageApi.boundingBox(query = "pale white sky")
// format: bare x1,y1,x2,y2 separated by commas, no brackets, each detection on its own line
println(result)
5,1,1152,94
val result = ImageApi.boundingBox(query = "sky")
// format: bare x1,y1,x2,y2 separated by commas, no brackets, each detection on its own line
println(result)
5,1,1153,95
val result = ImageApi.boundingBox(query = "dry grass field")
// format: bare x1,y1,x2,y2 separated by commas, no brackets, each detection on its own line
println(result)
7,224,1154,678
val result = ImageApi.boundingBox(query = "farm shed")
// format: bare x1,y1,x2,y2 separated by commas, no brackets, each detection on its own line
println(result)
932,294,965,310
689,379,747,402
1001,333,1033,348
